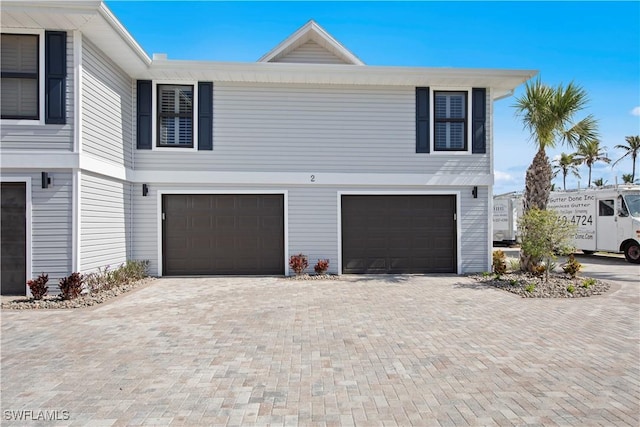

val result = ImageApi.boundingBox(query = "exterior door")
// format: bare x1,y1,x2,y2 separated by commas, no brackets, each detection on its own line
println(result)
596,198,617,251
1,183,27,295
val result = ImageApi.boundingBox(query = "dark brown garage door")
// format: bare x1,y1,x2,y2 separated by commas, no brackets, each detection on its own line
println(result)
342,195,456,274
162,194,284,275
1,182,27,295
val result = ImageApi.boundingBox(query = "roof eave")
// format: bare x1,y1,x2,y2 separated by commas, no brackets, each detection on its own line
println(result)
146,60,537,95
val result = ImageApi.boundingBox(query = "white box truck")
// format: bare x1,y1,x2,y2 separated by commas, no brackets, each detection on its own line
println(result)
493,192,523,245
547,185,640,263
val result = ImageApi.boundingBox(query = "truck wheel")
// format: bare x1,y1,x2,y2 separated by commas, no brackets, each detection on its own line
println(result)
581,250,596,255
624,242,640,264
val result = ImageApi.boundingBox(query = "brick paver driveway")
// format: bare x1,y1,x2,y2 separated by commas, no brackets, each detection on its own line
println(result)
2,275,638,426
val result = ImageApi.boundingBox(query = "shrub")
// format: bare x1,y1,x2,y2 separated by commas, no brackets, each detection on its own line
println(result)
525,283,536,293
492,250,507,277
582,278,596,288
532,264,546,278
314,259,329,275
518,208,577,282
507,258,520,272
562,254,582,279
481,271,491,278
27,273,49,300
567,284,575,294
85,260,149,293
509,279,518,286
289,254,308,275
59,272,84,300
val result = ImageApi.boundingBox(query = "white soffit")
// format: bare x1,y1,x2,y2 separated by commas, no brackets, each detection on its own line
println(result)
258,20,365,65
0,1,151,75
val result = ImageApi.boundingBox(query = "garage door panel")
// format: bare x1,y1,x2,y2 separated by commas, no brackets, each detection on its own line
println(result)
238,216,259,230
163,194,284,275
216,216,236,228
342,195,456,274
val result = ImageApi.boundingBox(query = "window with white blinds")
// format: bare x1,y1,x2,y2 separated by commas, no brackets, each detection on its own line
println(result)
434,91,467,151
1,34,39,120
157,84,193,147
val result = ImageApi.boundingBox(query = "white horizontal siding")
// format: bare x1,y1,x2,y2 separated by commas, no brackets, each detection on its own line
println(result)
134,83,491,175
131,184,158,274
273,40,349,64
80,172,130,273
0,31,74,151
131,183,489,276
459,186,490,273
81,38,133,168
287,187,339,274
1,171,73,284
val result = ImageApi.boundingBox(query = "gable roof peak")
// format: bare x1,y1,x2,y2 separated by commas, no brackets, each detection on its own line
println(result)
258,20,364,65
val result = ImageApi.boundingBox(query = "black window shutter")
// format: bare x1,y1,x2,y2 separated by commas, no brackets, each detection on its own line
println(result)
416,87,430,153
472,88,486,154
136,80,152,149
44,31,66,124
198,82,213,150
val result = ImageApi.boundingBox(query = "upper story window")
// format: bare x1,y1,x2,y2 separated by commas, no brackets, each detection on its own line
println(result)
434,91,467,151
416,87,485,154
1,34,39,120
157,84,194,147
137,80,212,150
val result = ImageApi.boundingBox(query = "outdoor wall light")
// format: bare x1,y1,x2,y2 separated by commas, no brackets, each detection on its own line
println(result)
142,183,149,197
41,172,51,189
472,186,478,199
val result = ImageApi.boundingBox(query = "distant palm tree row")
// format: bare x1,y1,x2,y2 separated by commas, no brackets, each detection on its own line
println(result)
552,135,640,189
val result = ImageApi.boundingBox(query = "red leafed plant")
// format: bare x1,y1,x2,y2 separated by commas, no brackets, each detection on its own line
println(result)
27,273,49,300
59,272,84,300
314,259,330,275
289,254,308,276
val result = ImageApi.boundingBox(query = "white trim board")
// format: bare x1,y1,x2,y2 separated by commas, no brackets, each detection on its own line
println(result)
156,189,290,277
336,190,462,275
133,171,493,187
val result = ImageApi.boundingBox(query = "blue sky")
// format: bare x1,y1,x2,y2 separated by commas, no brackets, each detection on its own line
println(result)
107,1,640,194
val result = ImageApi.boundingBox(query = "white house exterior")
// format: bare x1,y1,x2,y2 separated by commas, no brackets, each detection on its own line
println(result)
0,1,537,295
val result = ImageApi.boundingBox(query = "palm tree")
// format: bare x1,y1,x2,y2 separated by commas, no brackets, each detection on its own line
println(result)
574,139,611,187
622,173,634,184
613,135,640,183
514,79,598,211
513,79,598,271
552,152,581,190
592,178,606,187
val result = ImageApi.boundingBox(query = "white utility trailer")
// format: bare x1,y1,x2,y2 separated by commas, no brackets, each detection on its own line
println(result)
493,192,523,246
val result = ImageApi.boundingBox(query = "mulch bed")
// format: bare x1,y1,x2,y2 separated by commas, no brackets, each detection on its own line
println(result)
473,271,610,298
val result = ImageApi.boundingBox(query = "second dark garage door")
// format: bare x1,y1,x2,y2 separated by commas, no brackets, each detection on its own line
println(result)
342,195,457,274
162,194,284,275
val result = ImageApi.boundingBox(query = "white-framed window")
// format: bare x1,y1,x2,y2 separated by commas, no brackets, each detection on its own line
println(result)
1,31,44,123
434,91,467,151
157,84,194,147
150,81,199,150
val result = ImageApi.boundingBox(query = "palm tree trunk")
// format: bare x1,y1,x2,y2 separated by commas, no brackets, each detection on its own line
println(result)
523,148,552,211
588,166,592,187
563,173,567,191
633,155,636,183
520,148,552,272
